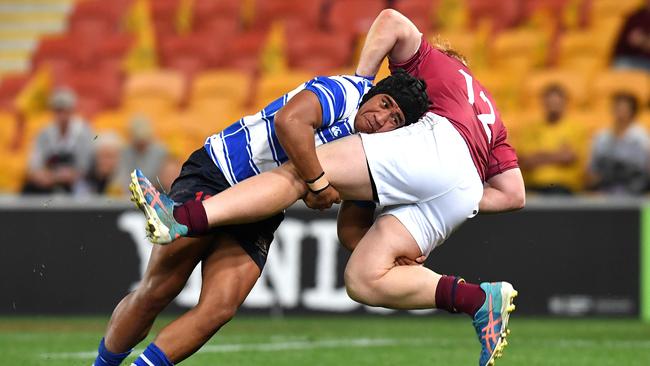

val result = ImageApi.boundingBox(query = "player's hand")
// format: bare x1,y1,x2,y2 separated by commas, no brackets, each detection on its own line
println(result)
303,185,341,210
394,255,426,266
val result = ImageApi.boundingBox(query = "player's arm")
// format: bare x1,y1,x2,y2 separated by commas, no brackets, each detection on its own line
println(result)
337,201,425,265
355,9,422,78
479,168,526,214
275,90,340,209
337,201,376,251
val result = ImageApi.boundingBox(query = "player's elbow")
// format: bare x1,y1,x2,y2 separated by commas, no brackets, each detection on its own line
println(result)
512,188,526,210
376,9,412,37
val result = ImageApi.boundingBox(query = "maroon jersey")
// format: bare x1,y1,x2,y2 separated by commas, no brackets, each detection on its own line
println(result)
389,39,518,182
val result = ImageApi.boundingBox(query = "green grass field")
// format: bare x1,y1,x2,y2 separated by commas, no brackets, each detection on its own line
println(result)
1,316,649,365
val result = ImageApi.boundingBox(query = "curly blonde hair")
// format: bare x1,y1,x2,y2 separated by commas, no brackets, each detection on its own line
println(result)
431,35,468,67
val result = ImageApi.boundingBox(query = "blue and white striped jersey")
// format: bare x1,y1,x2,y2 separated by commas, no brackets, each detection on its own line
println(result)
204,75,373,185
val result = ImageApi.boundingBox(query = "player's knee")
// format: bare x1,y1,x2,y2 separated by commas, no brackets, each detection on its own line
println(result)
194,302,238,335
133,280,179,312
344,266,381,306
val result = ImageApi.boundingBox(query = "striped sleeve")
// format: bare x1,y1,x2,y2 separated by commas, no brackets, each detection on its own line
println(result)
304,75,372,128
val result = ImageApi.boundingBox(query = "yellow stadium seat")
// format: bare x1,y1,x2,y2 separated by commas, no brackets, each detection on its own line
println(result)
433,32,485,68
92,109,130,138
592,70,650,112
123,70,185,114
591,0,642,25
253,70,314,111
557,31,611,78
190,69,254,109
474,68,522,113
0,111,16,147
522,69,589,111
489,29,548,71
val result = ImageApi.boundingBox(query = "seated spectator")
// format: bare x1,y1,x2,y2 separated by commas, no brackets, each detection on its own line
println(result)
588,93,650,194
22,88,94,194
517,84,587,194
115,115,168,189
611,0,650,72
76,132,123,196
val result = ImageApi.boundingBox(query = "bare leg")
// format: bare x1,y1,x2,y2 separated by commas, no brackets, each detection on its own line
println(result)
203,135,373,226
344,215,441,309
103,236,213,353
153,234,261,363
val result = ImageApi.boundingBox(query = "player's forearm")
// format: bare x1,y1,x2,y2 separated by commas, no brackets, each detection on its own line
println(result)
479,186,525,213
275,119,324,182
356,9,421,77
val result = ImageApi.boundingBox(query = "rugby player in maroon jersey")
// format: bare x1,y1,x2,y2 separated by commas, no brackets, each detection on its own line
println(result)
132,9,525,366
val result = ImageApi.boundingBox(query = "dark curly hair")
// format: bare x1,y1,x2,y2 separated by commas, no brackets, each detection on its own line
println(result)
360,69,430,126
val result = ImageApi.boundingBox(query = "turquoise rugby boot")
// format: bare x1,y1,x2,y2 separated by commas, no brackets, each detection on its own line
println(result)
472,282,518,366
129,169,188,244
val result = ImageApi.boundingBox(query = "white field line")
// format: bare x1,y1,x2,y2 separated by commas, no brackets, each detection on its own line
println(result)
41,337,432,359
40,337,650,360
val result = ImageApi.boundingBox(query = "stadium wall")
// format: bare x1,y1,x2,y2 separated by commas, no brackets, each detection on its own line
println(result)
0,197,644,318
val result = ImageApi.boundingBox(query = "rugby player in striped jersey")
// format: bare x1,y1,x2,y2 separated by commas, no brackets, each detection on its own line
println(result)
130,9,525,366
92,72,429,366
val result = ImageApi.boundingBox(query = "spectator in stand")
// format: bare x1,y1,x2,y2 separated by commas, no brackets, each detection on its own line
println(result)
22,88,94,194
76,132,123,196
517,84,587,194
115,115,168,189
612,0,650,72
588,92,650,194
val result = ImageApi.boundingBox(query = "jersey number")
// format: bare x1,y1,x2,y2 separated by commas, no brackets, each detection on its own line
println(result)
458,69,496,143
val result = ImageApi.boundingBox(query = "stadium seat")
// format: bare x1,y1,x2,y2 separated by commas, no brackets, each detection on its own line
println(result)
433,31,485,68
151,0,181,38
286,30,353,74
222,30,268,73
63,69,123,117
190,70,253,110
489,29,548,71
556,30,610,79
588,0,643,26
159,33,225,80
393,0,439,33
0,74,30,111
92,109,130,138
192,0,242,33
123,70,185,115
253,0,324,29
254,70,314,110
31,36,84,81
465,0,522,33
523,69,588,111
327,0,385,37
592,70,650,112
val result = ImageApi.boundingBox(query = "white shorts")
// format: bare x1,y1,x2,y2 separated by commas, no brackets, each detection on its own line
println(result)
360,113,483,257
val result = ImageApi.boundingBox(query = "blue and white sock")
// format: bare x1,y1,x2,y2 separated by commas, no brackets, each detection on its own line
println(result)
93,338,131,366
130,343,174,366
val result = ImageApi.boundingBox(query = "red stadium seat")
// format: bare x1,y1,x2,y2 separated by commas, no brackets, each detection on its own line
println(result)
192,0,242,32
32,37,87,83
327,0,385,36
253,0,324,29
63,69,123,117
0,74,30,111
286,30,354,74
151,0,181,38
159,33,223,70
222,30,268,73
393,0,438,32
465,0,522,33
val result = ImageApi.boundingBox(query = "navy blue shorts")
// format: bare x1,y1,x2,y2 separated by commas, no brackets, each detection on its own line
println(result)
169,148,284,270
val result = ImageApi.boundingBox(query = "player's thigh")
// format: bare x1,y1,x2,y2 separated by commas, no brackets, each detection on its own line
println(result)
314,134,375,201
198,233,261,312
138,236,214,299
346,214,422,281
